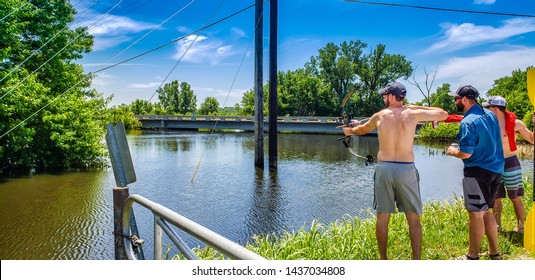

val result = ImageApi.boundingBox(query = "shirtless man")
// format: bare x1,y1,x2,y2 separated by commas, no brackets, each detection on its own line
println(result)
342,82,448,260
483,96,535,233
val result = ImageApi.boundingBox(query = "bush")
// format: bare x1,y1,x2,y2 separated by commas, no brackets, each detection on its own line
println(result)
417,122,459,141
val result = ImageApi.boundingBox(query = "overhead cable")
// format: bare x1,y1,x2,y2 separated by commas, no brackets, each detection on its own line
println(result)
0,0,100,83
106,0,195,63
0,0,124,100
92,3,255,75
0,0,30,22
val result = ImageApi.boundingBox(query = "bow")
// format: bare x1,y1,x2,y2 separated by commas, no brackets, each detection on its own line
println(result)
337,89,374,165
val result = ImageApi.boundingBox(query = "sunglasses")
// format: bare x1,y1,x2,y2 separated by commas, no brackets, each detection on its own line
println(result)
454,96,462,100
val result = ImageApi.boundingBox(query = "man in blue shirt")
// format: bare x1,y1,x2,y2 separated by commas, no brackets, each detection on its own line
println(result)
446,85,504,260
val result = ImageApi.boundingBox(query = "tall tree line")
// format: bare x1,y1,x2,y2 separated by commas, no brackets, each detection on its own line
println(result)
0,0,109,175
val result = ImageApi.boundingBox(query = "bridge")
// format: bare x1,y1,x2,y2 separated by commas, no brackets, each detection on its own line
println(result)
135,115,375,134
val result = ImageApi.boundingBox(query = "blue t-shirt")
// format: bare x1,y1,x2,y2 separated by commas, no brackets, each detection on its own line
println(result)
457,105,504,174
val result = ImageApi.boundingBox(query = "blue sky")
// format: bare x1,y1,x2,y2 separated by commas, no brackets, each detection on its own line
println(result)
74,0,535,109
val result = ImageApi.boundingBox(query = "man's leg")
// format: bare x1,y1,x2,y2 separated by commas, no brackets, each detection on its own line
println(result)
376,212,390,260
405,213,422,260
510,197,525,232
468,211,486,259
493,198,502,231
483,210,499,256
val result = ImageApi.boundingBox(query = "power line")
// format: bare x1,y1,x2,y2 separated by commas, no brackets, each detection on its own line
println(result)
106,0,195,63
0,0,100,83
190,2,262,182
0,0,30,22
1,3,255,139
147,0,226,102
92,3,255,75
0,74,92,139
345,0,535,18
0,0,124,100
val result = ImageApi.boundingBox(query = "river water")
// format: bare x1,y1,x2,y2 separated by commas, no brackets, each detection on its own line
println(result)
0,131,532,259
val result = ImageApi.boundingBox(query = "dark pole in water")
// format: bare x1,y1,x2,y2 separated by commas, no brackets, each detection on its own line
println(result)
268,0,278,170
254,0,264,168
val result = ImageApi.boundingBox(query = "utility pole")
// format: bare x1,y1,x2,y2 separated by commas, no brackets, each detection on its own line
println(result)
268,0,278,170
254,0,264,168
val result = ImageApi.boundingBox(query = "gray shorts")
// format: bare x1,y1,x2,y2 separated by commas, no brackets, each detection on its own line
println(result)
373,161,422,214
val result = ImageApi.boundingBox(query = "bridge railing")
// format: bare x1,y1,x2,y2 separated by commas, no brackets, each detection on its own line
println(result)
136,115,342,124
121,194,265,260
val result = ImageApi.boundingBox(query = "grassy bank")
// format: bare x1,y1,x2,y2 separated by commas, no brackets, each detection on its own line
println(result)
180,180,535,260
245,181,534,260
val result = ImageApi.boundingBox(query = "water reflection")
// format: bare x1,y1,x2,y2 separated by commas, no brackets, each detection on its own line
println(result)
245,168,286,238
0,171,114,259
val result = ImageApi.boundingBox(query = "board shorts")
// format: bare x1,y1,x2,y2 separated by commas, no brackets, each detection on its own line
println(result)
373,161,422,214
495,154,524,199
462,166,502,212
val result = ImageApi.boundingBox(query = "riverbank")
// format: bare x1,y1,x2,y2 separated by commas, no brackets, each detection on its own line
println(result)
187,181,535,260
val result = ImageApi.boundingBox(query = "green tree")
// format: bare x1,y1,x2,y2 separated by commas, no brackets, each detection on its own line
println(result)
430,83,456,114
198,97,220,115
350,44,413,116
130,99,154,115
109,105,142,130
0,1,110,176
238,85,269,116
157,80,197,114
306,40,366,110
487,67,533,126
278,69,336,116
306,41,413,117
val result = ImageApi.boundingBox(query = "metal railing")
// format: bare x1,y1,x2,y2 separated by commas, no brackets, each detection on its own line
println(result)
121,194,265,260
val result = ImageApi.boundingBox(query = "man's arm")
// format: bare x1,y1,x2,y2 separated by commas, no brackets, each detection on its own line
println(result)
404,105,449,122
342,113,378,136
515,119,534,144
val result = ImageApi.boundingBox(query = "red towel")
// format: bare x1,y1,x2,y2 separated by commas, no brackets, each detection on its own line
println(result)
505,110,517,152
443,114,464,123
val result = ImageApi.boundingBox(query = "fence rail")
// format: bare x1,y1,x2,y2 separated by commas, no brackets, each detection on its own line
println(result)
121,194,265,260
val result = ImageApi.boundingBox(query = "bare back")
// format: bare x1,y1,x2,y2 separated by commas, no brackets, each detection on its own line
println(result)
344,102,447,162
374,107,419,162
361,105,447,162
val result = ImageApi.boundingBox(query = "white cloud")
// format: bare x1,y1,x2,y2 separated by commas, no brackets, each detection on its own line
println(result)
177,26,192,34
91,35,133,51
91,72,117,86
474,0,496,4
231,28,247,39
88,15,158,36
173,35,236,65
426,18,535,53
129,82,163,89
80,13,159,51
436,47,535,94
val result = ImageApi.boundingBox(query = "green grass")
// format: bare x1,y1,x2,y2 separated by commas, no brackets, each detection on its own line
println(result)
173,180,535,260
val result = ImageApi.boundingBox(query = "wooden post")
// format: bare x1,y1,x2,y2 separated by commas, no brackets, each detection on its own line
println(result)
254,0,264,168
113,187,129,260
268,0,278,170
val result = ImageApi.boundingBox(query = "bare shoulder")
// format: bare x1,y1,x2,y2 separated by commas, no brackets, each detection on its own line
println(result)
515,119,528,131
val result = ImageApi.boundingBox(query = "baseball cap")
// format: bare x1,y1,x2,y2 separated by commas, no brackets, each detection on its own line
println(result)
379,82,407,98
448,85,480,99
482,96,506,108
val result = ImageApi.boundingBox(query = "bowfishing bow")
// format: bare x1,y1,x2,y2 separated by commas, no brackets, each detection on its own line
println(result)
337,89,374,165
